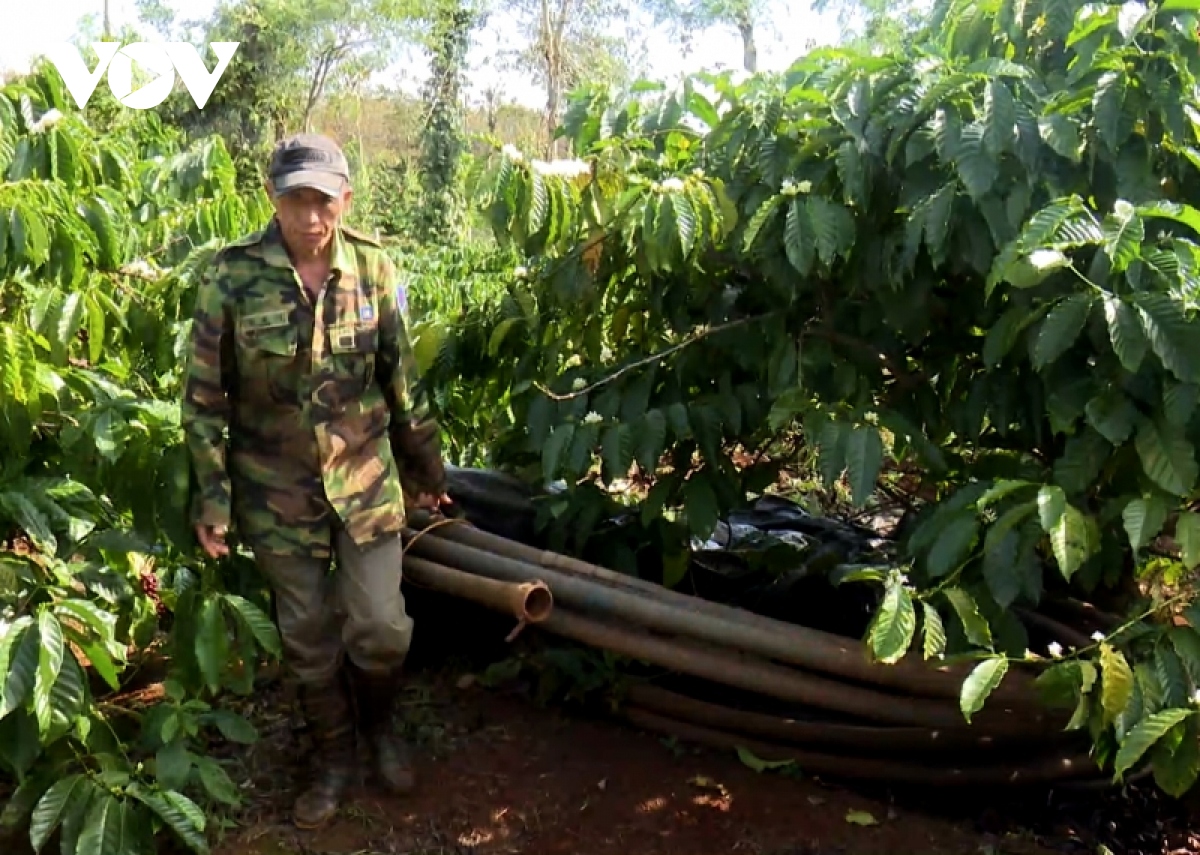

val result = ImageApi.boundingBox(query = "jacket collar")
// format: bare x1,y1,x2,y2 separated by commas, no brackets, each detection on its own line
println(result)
254,217,356,276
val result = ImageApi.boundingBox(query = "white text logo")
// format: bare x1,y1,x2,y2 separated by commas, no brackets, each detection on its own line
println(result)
46,42,240,110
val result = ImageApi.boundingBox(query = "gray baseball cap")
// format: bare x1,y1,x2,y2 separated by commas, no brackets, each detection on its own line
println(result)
267,132,350,197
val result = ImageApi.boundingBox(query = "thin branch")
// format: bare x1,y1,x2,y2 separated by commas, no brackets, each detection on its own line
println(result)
534,313,776,401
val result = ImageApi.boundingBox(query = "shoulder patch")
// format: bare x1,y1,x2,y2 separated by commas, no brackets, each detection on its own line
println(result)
340,225,383,247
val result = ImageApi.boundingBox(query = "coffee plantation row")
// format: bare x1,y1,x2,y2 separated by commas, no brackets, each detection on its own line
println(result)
425,0,1200,796
6,0,1200,852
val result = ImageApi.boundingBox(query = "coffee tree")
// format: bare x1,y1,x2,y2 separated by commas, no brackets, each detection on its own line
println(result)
0,66,280,854
422,0,1200,795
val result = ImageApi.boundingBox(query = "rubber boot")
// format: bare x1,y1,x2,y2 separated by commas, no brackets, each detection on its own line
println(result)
349,665,415,794
293,674,356,829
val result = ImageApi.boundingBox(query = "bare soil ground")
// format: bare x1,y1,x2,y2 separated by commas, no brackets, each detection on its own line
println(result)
202,667,1150,855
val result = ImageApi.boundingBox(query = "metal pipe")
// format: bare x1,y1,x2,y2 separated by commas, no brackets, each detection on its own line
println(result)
403,554,554,624
620,707,1102,787
534,607,1040,730
626,684,1070,754
403,526,1042,709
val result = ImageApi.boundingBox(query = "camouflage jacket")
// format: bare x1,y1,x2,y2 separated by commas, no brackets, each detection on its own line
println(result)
180,217,443,559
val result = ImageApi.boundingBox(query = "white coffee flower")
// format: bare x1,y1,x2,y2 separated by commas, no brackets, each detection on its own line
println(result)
29,108,63,134
582,411,602,425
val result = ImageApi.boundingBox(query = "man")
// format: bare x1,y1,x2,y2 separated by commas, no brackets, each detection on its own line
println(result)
180,132,446,829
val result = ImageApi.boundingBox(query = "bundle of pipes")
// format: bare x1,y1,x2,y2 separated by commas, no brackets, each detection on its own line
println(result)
400,516,1104,788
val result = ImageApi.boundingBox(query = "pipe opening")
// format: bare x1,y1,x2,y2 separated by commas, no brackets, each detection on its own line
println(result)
521,583,554,623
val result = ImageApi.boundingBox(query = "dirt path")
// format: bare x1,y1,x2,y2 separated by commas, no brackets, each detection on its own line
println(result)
212,670,1061,855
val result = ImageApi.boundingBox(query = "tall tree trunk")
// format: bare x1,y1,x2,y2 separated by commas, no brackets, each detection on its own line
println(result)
418,0,475,242
541,0,574,158
103,0,111,37
737,11,757,73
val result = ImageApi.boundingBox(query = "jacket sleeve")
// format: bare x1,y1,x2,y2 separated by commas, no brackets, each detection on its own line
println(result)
180,253,234,528
374,251,445,498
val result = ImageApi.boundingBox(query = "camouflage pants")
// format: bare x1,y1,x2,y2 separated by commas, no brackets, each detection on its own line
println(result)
254,530,414,684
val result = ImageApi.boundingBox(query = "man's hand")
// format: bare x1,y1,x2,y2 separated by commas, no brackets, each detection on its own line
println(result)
195,524,230,559
409,492,451,512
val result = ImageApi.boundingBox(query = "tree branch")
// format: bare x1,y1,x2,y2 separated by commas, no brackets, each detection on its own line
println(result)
534,313,777,401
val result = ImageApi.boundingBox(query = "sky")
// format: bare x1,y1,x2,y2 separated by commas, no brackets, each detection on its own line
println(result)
0,0,848,111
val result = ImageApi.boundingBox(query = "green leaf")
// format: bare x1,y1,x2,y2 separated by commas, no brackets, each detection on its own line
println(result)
58,778,99,855
1104,294,1149,373
783,197,813,274
983,529,1022,609
1157,643,1190,708
1,619,40,717
1085,390,1138,445
1033,293,1093,369
955,123,997,198
222,594,281,658
1046,501,1096,581
683,474,720,540
982,304,1033,367
155,740,191,792
998,248,1069,290
983,79,1015,154
1113,708,1195,779
921,602,947,660
635,409,667,473
1134,291,1200,384
1152,715,1200,797
805,196,854,265
868,576,916,664
1122,495,1170,551
1052,429,1110,495
1093,71,1128,151
1102,199,1143,271
1100,643,1135,727
735,745,793,773
1177,512,1200,569
486,317,519,357
74,793,127,855
195,598,228,695
844,425,883,508
845,809,878,826
194,756,240,806
1135,418,1199,497
542,422,575,483
206,710,257,744
960,656,1009,723
944,587,993,648
126,784,208,854
1137,201,1200,238
33,611,64,735
29,773,87,852
601,423,634,480
975,479,1035,509
1038,114,1081,161
1163,380,1200,427
1037,485,1066,531
925,514,979,578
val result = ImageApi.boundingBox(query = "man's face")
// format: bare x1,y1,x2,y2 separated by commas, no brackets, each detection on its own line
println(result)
268,183,352,255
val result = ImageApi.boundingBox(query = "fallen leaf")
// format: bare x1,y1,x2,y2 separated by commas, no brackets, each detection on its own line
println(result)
735,746,794,773
845,809,879,826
